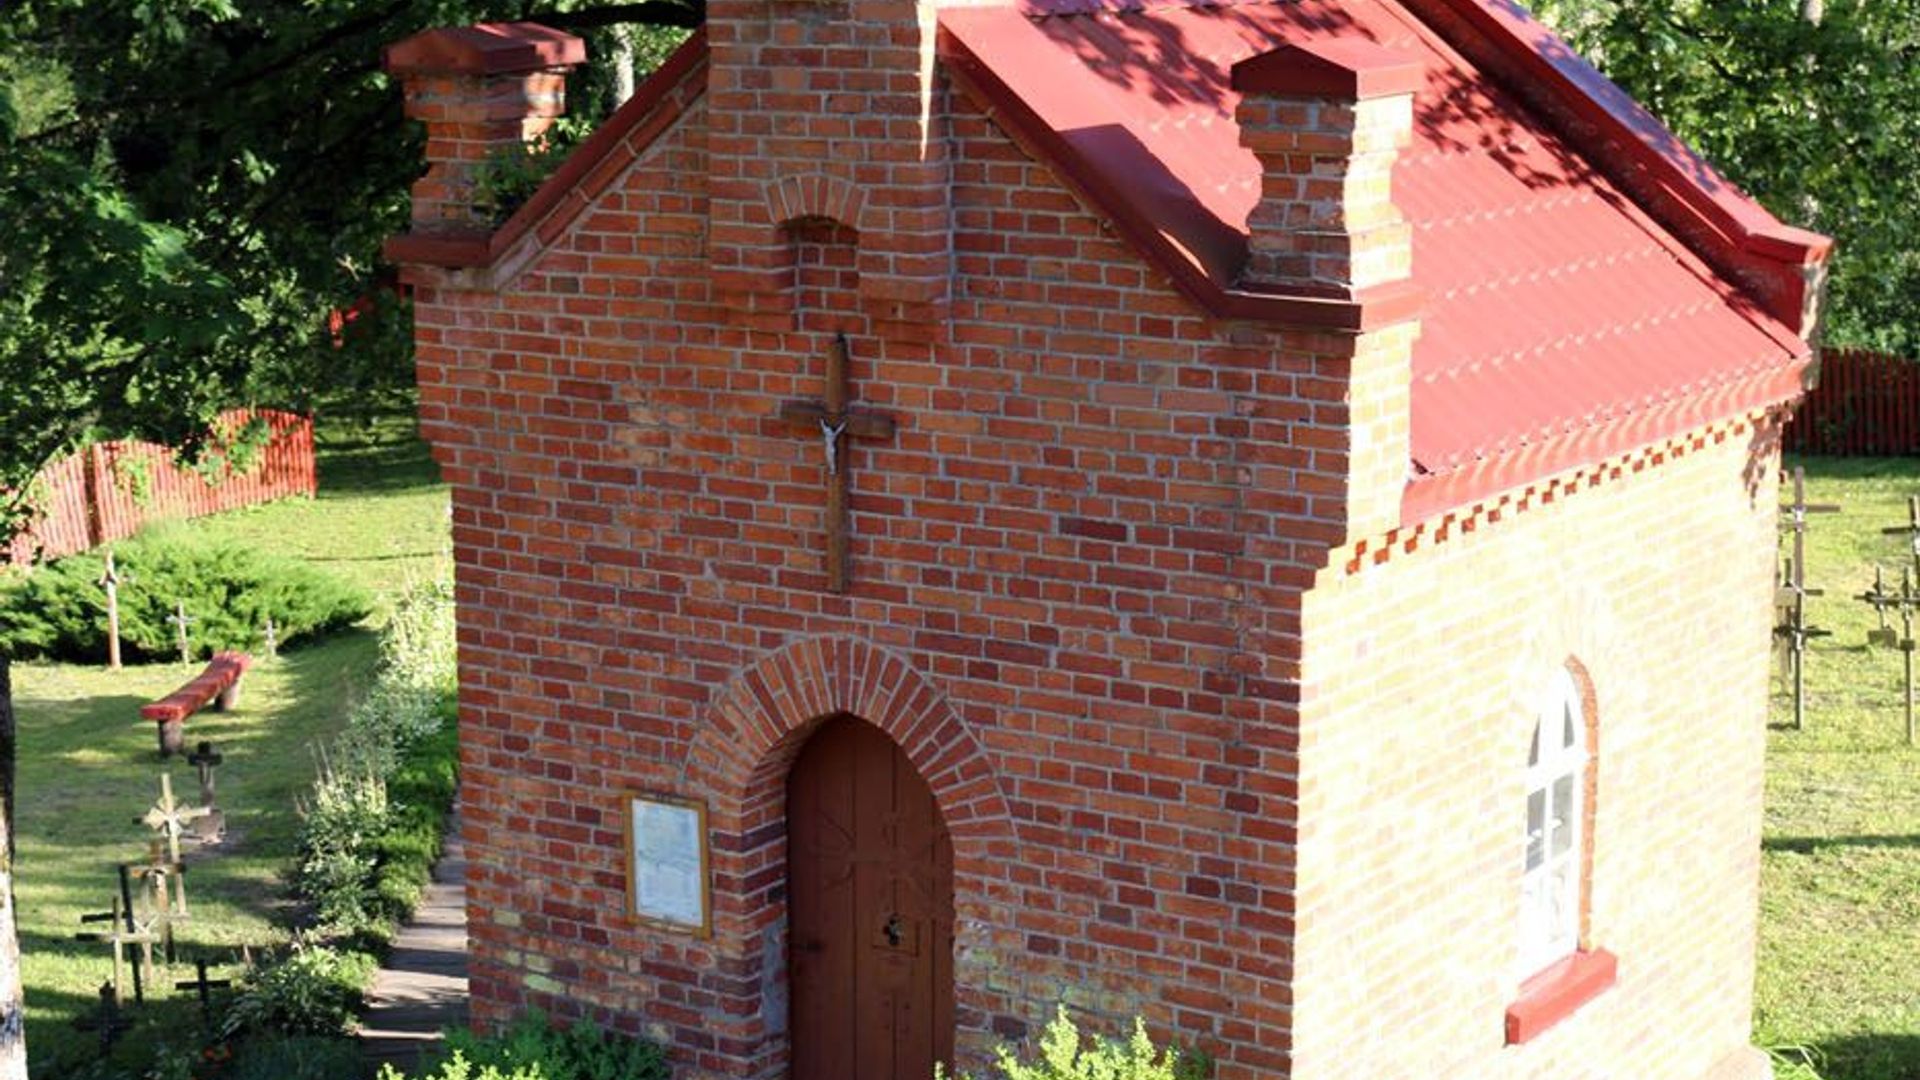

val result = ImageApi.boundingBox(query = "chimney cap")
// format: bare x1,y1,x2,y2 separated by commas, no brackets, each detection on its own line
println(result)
384,22,586,77
1231,38,1424,100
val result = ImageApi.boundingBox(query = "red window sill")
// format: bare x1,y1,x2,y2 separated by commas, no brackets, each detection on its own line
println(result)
1505,949,1618,1045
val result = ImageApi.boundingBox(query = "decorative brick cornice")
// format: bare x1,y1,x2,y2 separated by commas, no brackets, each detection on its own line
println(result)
1337,405,1789,577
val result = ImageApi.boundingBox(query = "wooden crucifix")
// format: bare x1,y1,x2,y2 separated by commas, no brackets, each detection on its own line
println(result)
778,333,896,593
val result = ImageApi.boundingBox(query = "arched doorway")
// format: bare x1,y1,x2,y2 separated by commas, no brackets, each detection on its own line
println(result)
787,714,955,1079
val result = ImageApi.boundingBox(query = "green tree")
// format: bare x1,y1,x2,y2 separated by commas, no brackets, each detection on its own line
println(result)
1531,0,1920,356
0,4,693,1072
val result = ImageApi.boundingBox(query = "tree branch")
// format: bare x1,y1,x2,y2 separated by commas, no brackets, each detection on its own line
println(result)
536,2,704,30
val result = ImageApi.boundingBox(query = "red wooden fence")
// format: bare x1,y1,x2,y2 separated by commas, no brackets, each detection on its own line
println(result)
1786,348,1920,456
6,409,317,568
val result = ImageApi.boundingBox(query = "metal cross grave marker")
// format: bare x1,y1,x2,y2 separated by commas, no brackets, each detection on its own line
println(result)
175,957,233,1033
71,981,133,1052
186,741,225,843
1859,565,1920,746
778,333,896,593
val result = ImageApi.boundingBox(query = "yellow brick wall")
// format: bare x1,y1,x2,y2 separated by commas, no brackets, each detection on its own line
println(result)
1291,428,1783,1080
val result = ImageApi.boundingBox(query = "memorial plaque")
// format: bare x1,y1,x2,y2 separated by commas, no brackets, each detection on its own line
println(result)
627,794,710,935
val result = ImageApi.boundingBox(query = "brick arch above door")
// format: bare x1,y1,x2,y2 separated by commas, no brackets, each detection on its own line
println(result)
684,634,1020,865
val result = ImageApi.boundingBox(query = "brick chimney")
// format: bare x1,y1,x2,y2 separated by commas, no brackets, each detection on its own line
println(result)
1233,40,1425,546
1231,39,1422,296
383,23,587,236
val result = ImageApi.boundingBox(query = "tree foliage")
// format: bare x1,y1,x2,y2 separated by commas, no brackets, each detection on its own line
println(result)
1531,0,1920,356
0,0,693,539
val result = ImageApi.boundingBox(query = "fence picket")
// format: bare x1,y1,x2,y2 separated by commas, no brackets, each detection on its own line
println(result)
5,410,317,568
1786,348,1920,456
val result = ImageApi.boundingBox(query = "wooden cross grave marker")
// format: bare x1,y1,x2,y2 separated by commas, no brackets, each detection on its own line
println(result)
98,551,125,671
131,838,191,962
76,874,158,1004
136,773,212,866
186,741,225,843
167,602,195,664
1775,468,1840,730
778,333,896,593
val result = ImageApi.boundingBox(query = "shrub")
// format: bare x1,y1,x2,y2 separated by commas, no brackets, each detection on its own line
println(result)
944,1007,1209,1080
378,1051,544,1080
0,530,369,662
382,1012,670,1080
296,574,458,935
297,746,394,932
228,1034,368,1080
220,942,376,1039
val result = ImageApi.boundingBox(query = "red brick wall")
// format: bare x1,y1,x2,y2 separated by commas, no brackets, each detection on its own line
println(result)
408,48,1780,1080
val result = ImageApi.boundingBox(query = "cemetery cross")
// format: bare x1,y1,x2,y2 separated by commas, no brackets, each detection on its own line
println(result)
97,551,124,671
1776,467,1838,730
136,773,211,866
167,602,195,665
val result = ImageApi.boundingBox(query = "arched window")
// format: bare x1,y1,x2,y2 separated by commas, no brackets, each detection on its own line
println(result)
1520,667,1587,975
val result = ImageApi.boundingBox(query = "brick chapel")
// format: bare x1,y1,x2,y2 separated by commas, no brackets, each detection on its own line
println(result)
382,0,1832,1076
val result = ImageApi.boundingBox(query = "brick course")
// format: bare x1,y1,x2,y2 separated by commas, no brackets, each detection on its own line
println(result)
390,17,1791,1080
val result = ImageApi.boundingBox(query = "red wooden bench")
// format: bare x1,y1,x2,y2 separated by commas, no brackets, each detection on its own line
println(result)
140,651,252,757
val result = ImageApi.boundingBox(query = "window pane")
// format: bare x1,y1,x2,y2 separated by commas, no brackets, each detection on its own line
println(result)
1526,789,1547,870
1563,702,1578,751
1529,720,1542,767
1551,862,1576,939
1551,773,1577,856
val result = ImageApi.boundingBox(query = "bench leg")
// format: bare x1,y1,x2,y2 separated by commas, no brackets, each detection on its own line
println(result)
158,719,185,758
215,679,241,712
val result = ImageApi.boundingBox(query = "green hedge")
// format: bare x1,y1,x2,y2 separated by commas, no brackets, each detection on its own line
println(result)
0,530,369,662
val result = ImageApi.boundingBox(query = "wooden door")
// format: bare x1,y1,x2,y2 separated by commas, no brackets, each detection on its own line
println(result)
788,714,954,1080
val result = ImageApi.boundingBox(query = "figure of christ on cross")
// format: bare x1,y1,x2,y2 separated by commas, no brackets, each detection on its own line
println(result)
779,333,897,594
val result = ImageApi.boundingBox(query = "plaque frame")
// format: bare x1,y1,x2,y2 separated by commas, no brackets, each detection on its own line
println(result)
623,792,712,938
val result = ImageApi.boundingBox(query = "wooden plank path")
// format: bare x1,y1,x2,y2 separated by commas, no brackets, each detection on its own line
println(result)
358,818,469,1078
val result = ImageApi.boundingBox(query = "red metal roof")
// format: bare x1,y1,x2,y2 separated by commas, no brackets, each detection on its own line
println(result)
939,0,1828,521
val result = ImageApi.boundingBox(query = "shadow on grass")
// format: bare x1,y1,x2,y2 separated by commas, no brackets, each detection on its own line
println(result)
314,417,440,499
1765,834,1920,855
1809,1032,1920,1080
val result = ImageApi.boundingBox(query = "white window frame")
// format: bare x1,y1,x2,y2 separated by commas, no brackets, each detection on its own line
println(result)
1520,667,1586,976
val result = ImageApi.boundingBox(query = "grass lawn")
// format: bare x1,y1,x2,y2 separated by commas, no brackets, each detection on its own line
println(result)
1757,457,1920,1080
8,415,448,1078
